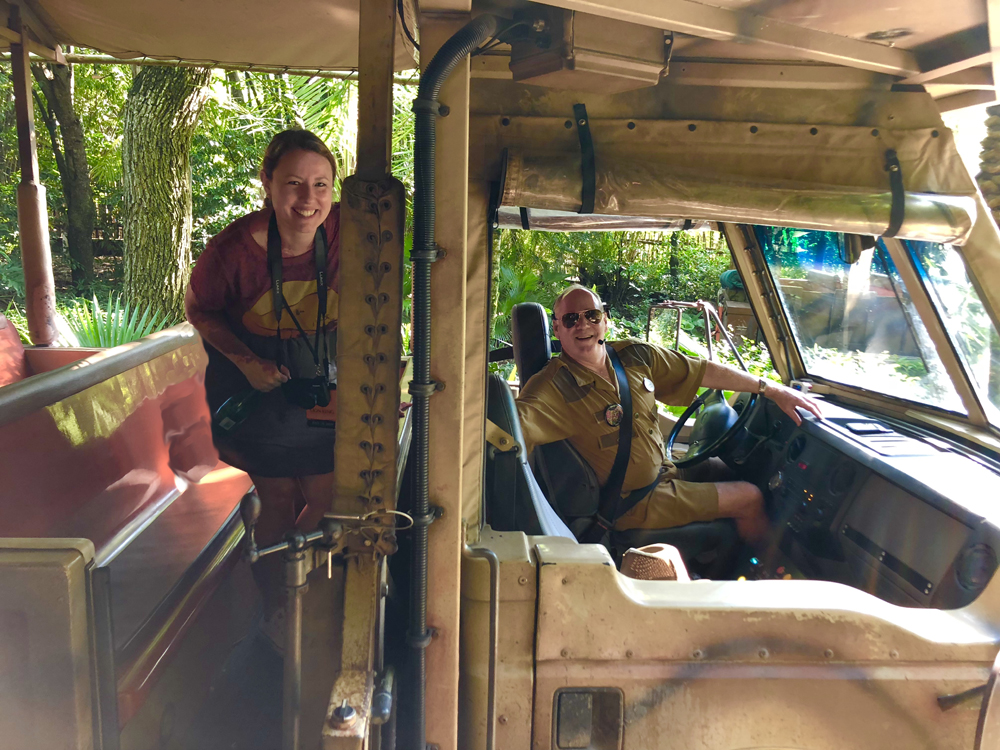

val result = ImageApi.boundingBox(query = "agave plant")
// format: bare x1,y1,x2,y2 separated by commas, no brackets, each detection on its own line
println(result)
63,295,176,348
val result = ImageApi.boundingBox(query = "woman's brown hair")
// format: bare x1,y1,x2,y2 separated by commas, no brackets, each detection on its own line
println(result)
261,129,338,206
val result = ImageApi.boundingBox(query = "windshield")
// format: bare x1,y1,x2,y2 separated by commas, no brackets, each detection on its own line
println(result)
906,241,1000,428
754,227,965,414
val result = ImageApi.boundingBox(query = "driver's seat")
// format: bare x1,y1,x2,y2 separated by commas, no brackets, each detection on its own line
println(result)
510,302,740,578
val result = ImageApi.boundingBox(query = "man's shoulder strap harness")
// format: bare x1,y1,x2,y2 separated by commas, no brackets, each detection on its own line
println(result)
580,343,660,543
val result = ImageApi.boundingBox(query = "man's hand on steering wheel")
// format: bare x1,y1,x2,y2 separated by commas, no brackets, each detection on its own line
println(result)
763,382,823,426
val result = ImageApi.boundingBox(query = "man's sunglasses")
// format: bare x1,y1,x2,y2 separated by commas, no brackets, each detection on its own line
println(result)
559,308,605,328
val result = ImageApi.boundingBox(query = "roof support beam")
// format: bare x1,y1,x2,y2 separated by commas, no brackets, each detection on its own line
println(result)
990,0,1000,107
670,60,893,90
1,0,64,63
9,5,56,345
905,25,992,85
537,0,920,76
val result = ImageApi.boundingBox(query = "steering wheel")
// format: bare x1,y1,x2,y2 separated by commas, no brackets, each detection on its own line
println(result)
666,388,760,468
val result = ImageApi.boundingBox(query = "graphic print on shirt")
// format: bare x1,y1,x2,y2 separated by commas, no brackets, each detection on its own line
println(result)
241,279,340,337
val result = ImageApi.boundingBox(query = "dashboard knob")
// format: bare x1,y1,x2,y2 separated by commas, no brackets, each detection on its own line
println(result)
768,471,784,491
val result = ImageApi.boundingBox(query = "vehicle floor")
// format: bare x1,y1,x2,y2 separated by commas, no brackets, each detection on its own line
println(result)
176,623,283,749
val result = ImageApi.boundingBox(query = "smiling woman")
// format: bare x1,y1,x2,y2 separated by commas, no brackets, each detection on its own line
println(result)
183,128,341,635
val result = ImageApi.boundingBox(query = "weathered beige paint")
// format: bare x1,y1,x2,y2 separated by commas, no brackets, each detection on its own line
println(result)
325,3,404,746
0,539,95,750
420,12,472,750
463,179,492,537
532,539,997,749
459,530,538,750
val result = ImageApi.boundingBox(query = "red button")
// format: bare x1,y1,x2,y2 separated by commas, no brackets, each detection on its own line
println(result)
797,462,808,470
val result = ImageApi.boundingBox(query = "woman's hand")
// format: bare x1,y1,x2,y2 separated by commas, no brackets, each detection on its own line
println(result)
237,356,291,392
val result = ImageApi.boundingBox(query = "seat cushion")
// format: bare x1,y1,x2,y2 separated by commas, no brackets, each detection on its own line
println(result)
0,314,29,387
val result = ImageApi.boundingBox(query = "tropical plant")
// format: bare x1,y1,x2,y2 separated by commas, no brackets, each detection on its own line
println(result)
62,294,177,347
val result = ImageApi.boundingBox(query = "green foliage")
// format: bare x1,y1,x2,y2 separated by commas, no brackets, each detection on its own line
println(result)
3,300,30,344
0,249,25,302
491,227,732,343
63,294,177,347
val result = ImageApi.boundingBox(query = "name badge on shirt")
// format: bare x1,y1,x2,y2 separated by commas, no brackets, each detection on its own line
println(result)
605,404,624,427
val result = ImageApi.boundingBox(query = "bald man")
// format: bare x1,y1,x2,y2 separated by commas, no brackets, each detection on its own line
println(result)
516,284,822,545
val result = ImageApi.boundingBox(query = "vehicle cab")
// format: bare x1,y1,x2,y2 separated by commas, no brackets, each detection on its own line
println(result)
1,1,1000,749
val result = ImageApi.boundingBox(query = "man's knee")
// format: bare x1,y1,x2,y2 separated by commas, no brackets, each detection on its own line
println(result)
715,480,764,519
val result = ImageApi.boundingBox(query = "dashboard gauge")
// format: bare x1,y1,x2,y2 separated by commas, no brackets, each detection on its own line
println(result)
956,544,998,592
787,435,807,462
829,463,856,496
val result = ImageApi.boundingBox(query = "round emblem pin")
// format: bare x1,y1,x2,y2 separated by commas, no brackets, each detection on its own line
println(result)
605,404,624,427
643,377,655,392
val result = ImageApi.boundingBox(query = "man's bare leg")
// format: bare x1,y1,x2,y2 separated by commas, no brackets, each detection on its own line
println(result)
715,481,769,547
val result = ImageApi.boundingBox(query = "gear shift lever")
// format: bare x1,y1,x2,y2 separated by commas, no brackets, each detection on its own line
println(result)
240,490,262,562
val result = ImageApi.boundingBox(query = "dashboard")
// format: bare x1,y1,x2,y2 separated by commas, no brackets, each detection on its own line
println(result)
731,396,1000,609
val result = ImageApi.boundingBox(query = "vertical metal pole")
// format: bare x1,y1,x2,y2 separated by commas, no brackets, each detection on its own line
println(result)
355,0,396,181
703,305,713,361
9,7,57,345
324,2,402,749
283,546,308,750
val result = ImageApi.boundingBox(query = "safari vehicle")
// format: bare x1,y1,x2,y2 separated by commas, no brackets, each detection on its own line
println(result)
3,1,1000,750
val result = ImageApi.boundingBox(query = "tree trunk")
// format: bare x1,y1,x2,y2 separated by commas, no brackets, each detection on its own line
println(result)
122,66,211,320
32,62,96,286
977,104,1000,407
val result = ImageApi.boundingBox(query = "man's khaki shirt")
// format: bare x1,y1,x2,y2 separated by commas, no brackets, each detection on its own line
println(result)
516,339,706,493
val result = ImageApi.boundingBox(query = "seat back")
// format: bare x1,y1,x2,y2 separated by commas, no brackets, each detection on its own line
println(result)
0,313,29,387
510,302,601,528
484,372,573,539
511,302,551,387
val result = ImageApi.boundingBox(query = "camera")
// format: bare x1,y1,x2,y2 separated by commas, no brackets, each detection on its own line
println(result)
281,376,331,409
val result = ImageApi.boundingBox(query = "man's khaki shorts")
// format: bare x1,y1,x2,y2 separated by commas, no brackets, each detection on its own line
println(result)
613,466,721,531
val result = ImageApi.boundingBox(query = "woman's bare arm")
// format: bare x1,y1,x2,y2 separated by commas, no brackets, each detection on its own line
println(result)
185,285,288,391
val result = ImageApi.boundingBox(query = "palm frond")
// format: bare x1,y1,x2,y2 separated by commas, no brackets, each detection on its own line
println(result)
63,294,173,348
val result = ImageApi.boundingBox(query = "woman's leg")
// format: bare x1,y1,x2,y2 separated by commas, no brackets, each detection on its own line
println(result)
294,470,337,531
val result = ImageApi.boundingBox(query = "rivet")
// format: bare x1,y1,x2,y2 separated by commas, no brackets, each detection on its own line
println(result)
564,120,573,129
692,649,704,659
501,117,511,126
890,649,899,659
518,575,528,585
562,577,569,585
688,123,697,132
625,649,634,658
578,118,586,126
498,715,508,725
439,104,451,117
561,648,569,658
499,438,508,445
750,125,758,134
871,128,880,136
824,649,834,659
627,121,636,130
758,648,770,659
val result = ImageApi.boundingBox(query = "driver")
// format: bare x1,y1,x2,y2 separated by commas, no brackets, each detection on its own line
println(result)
516,284,822,545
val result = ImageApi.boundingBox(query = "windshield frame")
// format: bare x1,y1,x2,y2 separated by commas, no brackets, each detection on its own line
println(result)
727,223,994,434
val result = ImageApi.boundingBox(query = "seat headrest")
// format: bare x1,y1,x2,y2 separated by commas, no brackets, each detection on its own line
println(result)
511,302,551,388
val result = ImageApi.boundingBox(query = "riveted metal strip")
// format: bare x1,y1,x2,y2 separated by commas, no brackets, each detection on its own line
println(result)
334,176,406,514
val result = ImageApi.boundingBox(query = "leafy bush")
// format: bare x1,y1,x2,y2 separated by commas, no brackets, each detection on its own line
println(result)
63,295,177,347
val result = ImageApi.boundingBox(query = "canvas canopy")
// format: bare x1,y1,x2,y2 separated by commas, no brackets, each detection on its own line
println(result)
498,122,979,245
1,0,418,70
